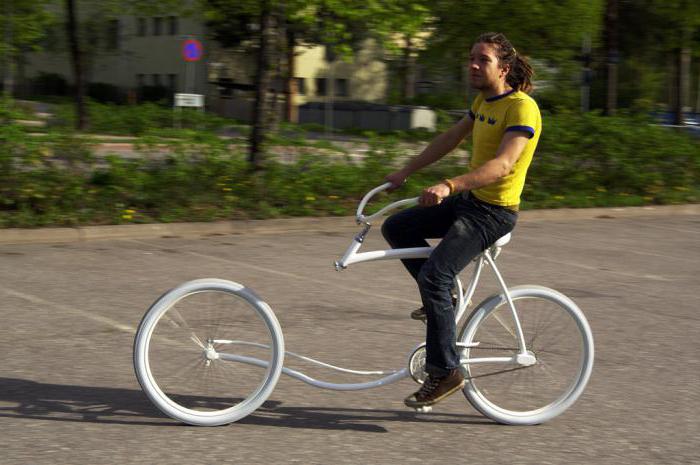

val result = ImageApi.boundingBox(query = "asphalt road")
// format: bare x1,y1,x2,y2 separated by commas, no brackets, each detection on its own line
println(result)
1,212,698,465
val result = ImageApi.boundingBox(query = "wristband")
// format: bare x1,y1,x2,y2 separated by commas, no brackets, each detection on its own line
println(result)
442,178,455,195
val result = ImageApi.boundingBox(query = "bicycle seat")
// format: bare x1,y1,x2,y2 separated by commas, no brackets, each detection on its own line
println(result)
493,233,511,248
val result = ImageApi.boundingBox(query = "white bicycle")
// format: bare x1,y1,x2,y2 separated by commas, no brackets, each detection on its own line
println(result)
133,183,594,426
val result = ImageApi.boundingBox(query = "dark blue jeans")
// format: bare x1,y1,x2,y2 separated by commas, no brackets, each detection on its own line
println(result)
381,192,518,376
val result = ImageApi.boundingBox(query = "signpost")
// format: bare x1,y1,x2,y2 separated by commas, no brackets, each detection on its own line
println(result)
175,38,205,127
174,93,204,108
182,39,203,63
173,92,205,128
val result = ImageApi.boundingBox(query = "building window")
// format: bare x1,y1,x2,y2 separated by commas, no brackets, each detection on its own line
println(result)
315,78,327,96
153,17,162,36
137,18,147,36
168,16,178,35
167,74,177,91
152,74,161,87
295,78,305,95
335,78,348,97
106,19,119,50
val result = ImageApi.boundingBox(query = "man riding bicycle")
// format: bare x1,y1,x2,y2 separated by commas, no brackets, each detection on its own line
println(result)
382,32,542,408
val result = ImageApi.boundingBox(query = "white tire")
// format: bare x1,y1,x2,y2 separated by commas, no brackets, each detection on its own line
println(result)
459,285,594,425
133,279,284,426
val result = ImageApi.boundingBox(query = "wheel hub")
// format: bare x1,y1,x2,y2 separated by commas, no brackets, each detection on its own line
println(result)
408,344,427,384
204,342,220,362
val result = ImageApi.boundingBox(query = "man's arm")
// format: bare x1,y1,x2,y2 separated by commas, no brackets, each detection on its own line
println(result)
386,115,474,187
420,131,530,206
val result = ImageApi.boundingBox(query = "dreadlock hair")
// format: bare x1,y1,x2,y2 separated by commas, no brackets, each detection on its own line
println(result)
475,32,534,94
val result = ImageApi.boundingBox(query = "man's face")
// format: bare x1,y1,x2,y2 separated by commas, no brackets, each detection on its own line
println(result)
469,42,509,90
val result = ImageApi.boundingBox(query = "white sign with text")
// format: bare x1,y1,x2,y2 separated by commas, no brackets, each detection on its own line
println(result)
174,93,205,108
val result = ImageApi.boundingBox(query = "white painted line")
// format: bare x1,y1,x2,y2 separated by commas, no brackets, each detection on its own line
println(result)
0,286,136,334
625,249,698,264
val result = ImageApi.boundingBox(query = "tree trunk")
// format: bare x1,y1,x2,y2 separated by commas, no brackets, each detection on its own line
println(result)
285,29,298,123
604,0,618,116
65,0,87,130
3,1,14,99
401,35,416,102
695,67,700,114
673,45,690,125
249,0,274,168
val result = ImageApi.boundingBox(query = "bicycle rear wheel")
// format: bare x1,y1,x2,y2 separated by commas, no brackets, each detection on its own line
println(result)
459,286,594,425
133,279,284,426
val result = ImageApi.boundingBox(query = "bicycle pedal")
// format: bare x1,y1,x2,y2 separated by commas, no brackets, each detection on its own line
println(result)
414,406,432,414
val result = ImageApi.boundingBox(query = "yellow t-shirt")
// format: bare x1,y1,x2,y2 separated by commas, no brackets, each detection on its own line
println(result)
468,89,541,207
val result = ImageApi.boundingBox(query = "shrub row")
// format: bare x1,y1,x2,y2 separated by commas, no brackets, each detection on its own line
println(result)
1,105,698,227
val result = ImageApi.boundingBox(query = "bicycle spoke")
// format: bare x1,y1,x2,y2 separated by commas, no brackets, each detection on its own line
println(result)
142,285,281,418
463,293,590,419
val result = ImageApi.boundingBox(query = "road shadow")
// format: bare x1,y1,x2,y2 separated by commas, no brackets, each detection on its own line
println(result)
0,377,493,432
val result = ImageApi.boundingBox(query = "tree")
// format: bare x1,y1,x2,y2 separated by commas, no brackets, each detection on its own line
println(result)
604,0,618,115
652,0,700,124
204,0,411,167
59,1,188,130
419,0,605,109
371,0,432,102
606,0,700,123
64,0,88,129
0,0,53,98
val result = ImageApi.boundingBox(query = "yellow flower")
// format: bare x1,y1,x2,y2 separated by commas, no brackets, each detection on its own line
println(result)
124,209,136,214
553,195,565,200
122,214,133,220
328,195,339,200
305,195,316,201
596,186,607,193
222,187,232,192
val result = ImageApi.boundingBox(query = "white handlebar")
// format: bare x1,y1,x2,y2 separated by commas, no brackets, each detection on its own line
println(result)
355,183,418,224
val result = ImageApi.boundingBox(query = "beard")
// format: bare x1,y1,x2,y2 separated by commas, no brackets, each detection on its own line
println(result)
470,76,485,90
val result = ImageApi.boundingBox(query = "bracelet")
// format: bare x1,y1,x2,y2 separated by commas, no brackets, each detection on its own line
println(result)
442,178,455,195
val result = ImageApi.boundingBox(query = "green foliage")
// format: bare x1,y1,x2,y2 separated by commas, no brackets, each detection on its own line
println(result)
1,103,698,227
52,101,231,136
0,0,54,58
524,110,700,208
422,0,605,68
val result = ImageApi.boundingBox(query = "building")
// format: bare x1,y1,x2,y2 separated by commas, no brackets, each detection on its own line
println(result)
22,13,388,117
208,37,389,122
23,14,208,100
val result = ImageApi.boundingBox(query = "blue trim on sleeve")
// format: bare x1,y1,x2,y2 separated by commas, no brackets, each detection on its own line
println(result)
468,110,475,119
505,125,535,138
485,89,516,102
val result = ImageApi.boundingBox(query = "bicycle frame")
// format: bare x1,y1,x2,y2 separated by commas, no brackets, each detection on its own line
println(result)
213,183,535,391
336,183,532,361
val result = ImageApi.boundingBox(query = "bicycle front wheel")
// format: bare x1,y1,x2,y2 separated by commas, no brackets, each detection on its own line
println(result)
459,286,594,425
133,279,284,426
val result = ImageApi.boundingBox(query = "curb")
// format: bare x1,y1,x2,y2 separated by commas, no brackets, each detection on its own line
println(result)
0,204,697,245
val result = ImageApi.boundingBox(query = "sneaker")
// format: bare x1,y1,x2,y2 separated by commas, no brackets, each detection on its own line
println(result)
404,368,465,407
410,294,458,322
